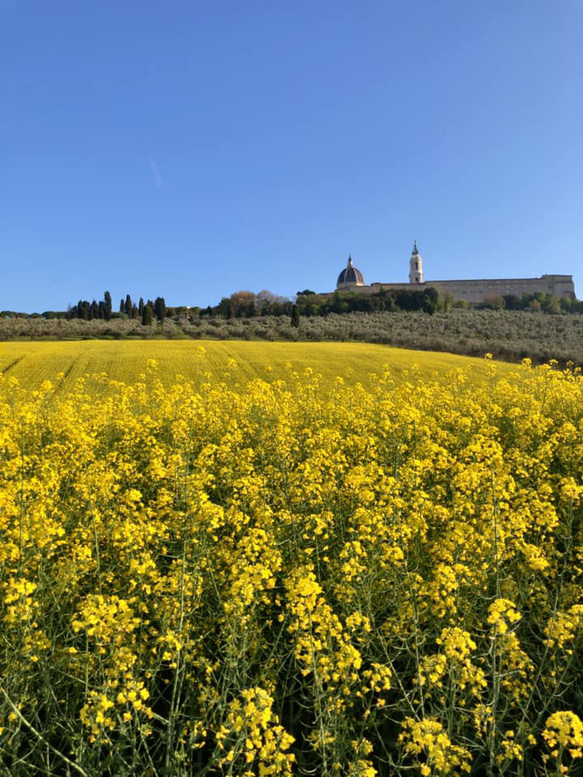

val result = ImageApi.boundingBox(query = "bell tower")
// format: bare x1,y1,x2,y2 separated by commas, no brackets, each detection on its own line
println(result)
409,241,424,284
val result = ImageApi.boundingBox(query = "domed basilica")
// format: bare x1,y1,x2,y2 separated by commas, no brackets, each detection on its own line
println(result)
330,243,575,305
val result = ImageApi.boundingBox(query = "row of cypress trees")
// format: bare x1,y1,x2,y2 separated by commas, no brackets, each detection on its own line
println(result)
68,292,167,325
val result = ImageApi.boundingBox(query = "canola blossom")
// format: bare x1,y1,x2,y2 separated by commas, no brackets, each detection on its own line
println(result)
0,356,582,775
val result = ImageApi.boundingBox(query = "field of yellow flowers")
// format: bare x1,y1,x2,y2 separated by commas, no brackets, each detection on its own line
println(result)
0,344,582,776
0,339,511,391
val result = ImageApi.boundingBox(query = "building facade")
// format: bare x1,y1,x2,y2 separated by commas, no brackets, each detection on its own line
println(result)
332,244,576,303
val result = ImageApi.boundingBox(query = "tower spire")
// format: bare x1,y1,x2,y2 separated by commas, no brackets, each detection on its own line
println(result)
409,241,423,284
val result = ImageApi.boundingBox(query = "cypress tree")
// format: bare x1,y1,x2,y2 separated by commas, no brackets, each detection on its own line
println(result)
142,303,153,326
291,304,300,328
154,297,166,322
125,294,132,315
104,291,112,321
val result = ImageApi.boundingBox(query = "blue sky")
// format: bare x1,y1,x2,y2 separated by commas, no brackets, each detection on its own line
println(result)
1,0,582,312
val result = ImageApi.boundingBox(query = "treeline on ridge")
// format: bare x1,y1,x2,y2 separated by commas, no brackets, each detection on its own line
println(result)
212,287,440,318
66,293,168,326
3,285,582,325
5,287,441,321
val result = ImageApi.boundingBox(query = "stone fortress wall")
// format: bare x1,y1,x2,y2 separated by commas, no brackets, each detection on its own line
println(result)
332,244,576,304
424,276,576,304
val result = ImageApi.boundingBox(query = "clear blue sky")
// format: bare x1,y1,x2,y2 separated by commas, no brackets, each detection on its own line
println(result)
1,0,582,312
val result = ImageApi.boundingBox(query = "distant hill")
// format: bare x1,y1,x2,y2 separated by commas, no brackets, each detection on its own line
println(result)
1,309,582,367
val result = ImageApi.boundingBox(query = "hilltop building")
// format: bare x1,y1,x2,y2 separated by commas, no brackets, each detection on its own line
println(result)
336,255,366,290
333,243,576,304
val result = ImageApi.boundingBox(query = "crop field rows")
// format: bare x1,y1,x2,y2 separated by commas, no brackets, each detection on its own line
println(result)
0,341,581,776
0,340,512,392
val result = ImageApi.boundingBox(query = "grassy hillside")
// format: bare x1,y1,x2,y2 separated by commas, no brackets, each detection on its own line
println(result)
0,339,513,391
2,309,582,366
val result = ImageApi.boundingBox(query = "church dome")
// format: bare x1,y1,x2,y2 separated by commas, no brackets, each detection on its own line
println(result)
337,255,365,289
